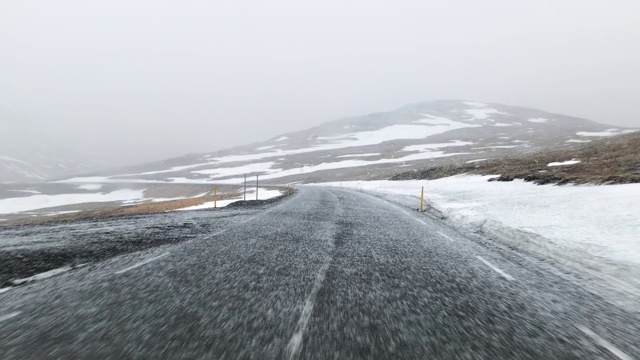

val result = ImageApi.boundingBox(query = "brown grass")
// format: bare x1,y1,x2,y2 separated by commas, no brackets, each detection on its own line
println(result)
392,132,640,185
3,193,241,227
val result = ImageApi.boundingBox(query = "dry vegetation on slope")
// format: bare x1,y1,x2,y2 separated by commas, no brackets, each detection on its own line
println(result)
392,132,640,185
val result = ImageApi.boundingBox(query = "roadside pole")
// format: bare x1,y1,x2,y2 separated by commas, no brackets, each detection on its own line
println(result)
256,175,259,200
214,184,217,209
420,186,424,212
244,175,247,201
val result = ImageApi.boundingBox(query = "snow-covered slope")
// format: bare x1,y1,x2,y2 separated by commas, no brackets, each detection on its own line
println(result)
67,100,636,186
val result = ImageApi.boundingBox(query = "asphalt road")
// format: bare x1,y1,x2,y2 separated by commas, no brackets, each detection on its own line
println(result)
0,187,638,359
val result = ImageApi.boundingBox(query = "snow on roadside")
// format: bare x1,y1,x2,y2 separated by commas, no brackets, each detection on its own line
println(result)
176,189,283,211
316,176,640,298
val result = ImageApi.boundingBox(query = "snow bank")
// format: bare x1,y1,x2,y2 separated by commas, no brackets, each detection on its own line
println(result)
316,176,640,298
320,176,640,265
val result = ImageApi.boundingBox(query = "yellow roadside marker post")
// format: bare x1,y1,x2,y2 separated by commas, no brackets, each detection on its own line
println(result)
420,186,424,212
214,184,217,209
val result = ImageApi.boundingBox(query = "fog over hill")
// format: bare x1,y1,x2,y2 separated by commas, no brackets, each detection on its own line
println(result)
56,100,635,186
0,131,109,184
3,100,636,185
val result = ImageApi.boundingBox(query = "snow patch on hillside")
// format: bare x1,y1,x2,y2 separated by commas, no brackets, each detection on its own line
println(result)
414,114,456,125
403,141,473,152
336,153,381,158
192,162,279,178
313,121,478,150
76,184,103,191
465,107,510,120
463,101,487,107
548,160,580,167
0,189,146,214
577,129,637,137
197,149,468,184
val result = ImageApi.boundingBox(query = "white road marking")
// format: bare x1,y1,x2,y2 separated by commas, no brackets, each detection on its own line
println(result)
242,217,256,224
286,262,330,360
576,325,633,360
115,253,170,275
11,265,75,286
438,232,455,242
0,287,12,294
0,311,21,324
415,218,426,225
476,256,515,281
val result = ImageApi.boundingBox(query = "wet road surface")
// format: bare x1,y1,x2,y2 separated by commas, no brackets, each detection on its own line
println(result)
0,187,638,359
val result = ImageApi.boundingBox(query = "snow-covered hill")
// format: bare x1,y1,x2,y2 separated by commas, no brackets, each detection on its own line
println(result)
65,100,636,186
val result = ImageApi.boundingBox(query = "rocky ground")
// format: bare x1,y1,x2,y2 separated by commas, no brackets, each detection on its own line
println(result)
391,132,640,184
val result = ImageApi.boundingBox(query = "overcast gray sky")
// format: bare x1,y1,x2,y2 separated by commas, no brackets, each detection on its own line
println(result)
1,0,639,165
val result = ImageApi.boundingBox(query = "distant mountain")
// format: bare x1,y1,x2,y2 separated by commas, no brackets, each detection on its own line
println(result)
67,100,636,185
0,137,110,183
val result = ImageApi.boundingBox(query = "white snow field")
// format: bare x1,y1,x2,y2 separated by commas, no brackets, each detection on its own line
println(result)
316,176,640,299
